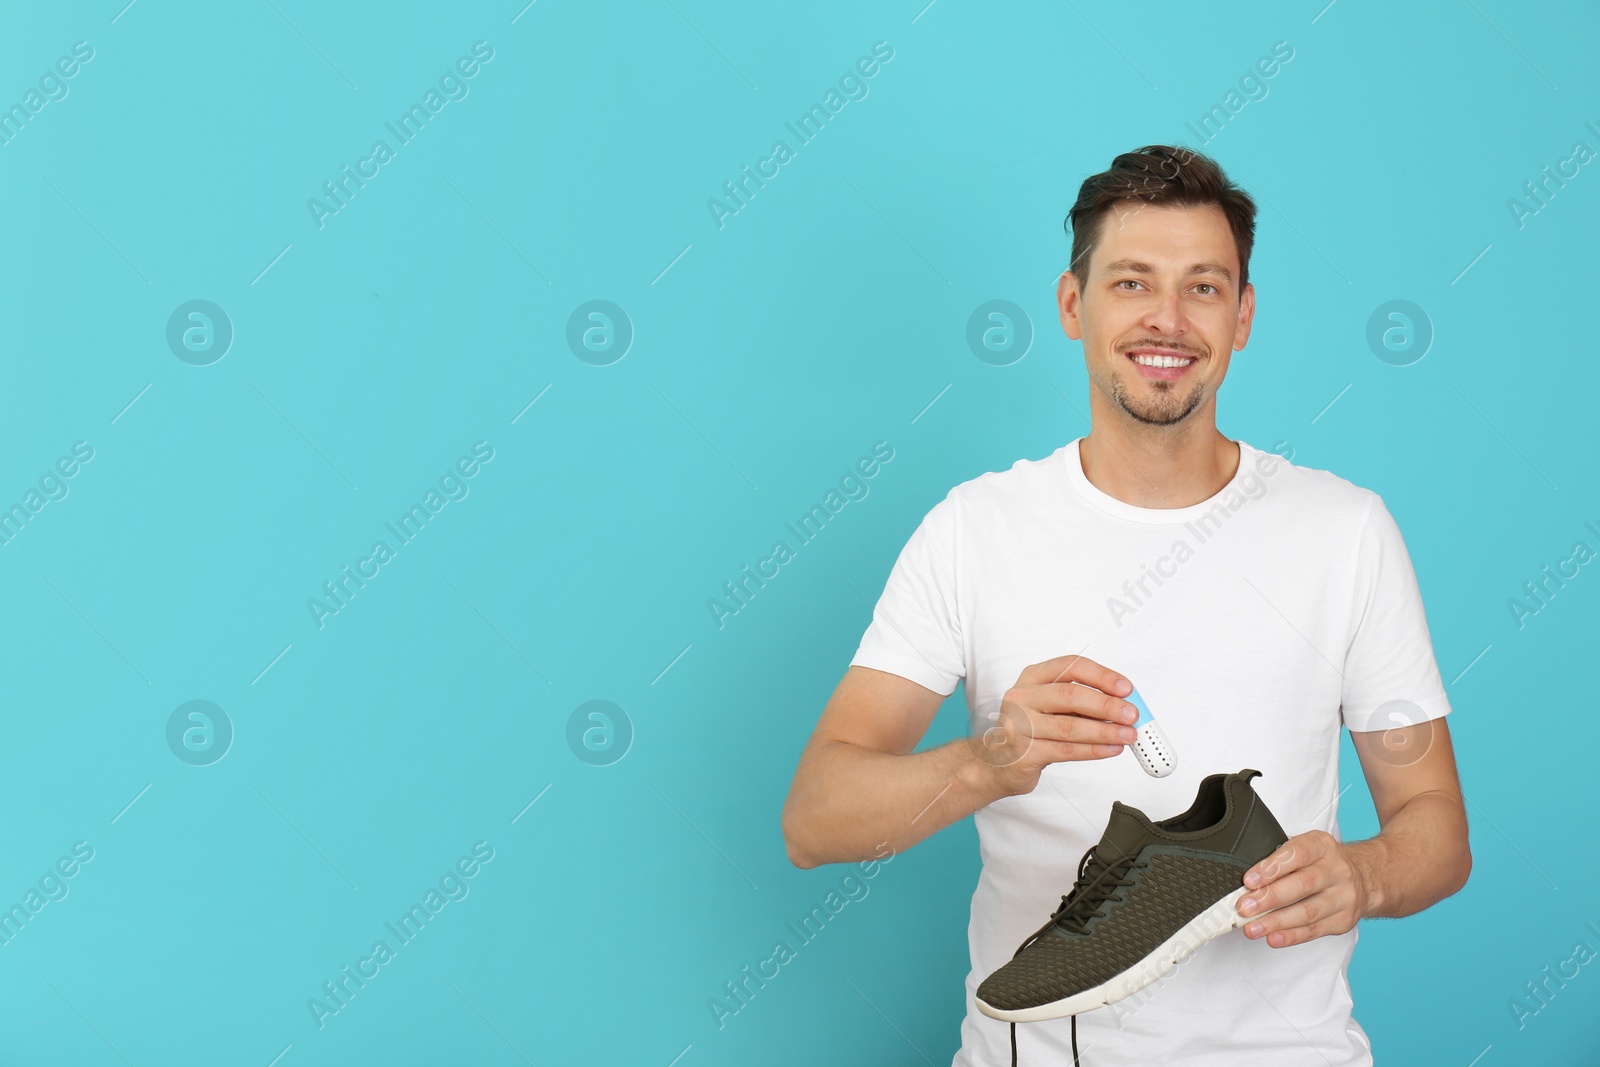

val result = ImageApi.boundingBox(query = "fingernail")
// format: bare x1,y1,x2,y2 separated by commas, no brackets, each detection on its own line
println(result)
1244,871,1260,888
1120,727,1137,742
1246,922,1262,937
1240,897,1257,915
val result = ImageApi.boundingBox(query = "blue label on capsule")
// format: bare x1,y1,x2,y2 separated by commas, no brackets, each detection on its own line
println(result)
1125,687,1152,728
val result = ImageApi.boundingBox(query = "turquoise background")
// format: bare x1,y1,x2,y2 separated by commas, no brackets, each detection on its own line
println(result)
1,0,1597,1063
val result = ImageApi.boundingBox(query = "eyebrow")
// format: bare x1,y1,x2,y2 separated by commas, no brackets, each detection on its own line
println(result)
1100,259,1234,283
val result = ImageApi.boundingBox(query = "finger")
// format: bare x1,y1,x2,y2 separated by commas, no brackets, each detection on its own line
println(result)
1244,838,1317,889
1026,705,1138,748
1015,682,1136,725
1249,909,1346,949
975,709,1125,769
1239,866,1322,918
1241,891,1328,940
1018,654,1130,697
1029,738,1127,763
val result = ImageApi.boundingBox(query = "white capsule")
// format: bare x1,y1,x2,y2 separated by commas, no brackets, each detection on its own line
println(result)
1124,686,1177,778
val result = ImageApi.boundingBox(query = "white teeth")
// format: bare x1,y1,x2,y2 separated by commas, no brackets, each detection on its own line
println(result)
1131,353,1195,368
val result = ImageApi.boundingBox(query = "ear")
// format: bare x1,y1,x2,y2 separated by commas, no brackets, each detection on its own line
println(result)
1232,281,1256,351
1057,271,1083,341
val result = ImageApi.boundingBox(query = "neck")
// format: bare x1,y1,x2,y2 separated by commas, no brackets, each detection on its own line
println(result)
1078,423,1239,510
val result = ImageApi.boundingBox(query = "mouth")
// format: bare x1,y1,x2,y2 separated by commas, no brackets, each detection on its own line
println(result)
1124,347,1199,381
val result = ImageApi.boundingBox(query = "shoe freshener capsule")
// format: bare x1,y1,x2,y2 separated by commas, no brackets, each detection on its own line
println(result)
1124,686,1176,777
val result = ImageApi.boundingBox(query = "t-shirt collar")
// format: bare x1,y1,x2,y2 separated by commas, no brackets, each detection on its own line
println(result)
1060,436,1259,524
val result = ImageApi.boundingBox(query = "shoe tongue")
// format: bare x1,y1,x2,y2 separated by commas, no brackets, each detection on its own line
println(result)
1094,801,1158,869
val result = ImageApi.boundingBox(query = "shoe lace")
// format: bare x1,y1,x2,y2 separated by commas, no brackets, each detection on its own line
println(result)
1022,843,1145,952
1008,845,1144,1067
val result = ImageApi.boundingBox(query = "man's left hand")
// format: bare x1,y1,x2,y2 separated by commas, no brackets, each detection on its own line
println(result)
1236,830,1372,948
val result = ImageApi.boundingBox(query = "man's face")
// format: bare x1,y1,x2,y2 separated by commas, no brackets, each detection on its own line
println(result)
1057,201,1254,429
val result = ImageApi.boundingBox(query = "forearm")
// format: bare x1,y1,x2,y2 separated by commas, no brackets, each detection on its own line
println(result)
1345,790,1472,919
782,737,1006,868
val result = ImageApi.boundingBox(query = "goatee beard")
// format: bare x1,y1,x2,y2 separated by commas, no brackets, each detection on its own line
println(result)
1111,376,1205,425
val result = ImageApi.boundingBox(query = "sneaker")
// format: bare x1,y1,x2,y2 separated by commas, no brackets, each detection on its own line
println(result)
976,769,1289,1054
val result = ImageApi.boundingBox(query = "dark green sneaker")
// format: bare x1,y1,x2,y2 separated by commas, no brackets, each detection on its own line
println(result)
976,769,1289,1030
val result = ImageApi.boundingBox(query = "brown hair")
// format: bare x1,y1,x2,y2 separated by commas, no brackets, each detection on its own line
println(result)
1065,145,1257,296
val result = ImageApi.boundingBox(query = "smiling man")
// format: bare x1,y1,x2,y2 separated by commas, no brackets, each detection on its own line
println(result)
781,145,1470,1066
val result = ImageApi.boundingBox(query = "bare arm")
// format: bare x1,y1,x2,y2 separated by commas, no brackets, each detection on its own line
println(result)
1343,717,1472,916
781,667,997,869
782,658,1142,869
1237,716,1472,948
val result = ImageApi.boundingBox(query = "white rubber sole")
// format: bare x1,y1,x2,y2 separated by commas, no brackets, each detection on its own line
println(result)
977,885,1252,1023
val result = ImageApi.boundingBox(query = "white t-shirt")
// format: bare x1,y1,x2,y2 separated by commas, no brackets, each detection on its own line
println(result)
849,437,1451,1067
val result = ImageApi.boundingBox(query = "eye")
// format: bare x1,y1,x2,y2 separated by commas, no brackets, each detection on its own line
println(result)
1115,279,1143,291
1194,283,1217,295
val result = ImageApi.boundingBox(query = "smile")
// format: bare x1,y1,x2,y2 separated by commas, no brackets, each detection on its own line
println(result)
1127,351,1197,368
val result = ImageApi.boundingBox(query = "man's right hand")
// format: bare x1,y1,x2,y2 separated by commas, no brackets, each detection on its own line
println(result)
975,654,1140,797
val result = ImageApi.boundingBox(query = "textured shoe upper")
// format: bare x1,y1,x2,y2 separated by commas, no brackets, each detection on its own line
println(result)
977,850,1250,1010
977,768,1289,1011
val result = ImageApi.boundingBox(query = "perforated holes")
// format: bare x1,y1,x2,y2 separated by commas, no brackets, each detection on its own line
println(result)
1136,729,1172,771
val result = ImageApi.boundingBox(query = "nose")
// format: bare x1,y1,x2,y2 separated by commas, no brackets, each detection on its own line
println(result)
1142,287,1191,338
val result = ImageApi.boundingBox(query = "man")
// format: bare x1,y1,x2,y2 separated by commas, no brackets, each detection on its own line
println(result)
780,145,1470,1065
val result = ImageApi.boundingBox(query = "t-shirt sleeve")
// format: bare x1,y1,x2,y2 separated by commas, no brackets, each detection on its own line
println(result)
1339,492,1453,733
848,490,966,697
